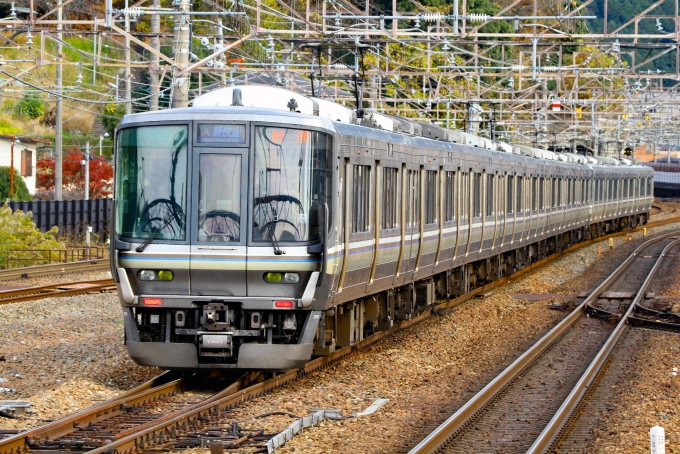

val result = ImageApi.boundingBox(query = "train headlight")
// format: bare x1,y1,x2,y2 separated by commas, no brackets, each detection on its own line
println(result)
263,272,300,283
158,270,174,281
138,270,174,281
283,272,300,283
138,270,156,281
264,272,282,283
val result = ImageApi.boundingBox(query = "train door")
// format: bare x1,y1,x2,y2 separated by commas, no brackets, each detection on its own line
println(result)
189,148,248,296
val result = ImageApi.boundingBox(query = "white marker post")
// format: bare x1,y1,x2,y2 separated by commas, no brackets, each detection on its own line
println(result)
650,426,665,454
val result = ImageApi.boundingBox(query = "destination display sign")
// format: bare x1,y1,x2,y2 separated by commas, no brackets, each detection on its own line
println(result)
197,124,246,143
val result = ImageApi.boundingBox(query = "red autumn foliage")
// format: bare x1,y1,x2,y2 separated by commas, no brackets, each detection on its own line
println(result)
36,147,113,199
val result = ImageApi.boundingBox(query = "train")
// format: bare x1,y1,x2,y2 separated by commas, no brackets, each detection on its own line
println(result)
110,85,654,370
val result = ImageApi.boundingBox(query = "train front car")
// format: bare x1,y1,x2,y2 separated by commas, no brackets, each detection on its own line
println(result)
110,107,335,370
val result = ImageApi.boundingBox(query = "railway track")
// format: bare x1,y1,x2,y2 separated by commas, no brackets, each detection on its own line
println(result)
0,259,109,281
1,220,678,453
409,230,680,454
0,278,115,305
0,371,252,454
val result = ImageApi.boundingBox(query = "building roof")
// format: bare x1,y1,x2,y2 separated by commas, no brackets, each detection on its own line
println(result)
0,135,52,145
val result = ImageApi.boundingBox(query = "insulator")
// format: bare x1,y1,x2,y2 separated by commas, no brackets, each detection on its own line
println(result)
542,66,558,72
419,13,442,22
467,13,489,23
510,65,526,72
122,7,144,18
330,63,350,70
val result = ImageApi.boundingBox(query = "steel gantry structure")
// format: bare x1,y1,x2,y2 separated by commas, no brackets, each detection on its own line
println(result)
1,0,680,187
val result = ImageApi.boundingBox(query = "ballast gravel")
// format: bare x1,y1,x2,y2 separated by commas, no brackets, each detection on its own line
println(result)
0,218,678,453
0,290,160,430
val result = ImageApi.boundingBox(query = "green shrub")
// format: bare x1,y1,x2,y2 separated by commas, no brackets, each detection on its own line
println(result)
0,167,32,201
0,204,63,268
16,93,45,119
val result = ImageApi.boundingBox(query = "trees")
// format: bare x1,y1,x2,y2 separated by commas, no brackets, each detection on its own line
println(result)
0,205,63,268
0,167,32,201
99,100,126,136
35,148,113,200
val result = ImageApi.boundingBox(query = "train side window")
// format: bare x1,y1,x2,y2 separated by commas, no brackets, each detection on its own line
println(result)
425,170,438,224
641,178,645,198
409,170,421,228
623,178,628,199
486,173,494,217
473,173,482,217
382,167,399,229
444,171,456,222
516,176,523,212
538,177,545,209
507,175,514,214
352,165,371,233
531,177,537,211
647,177,652,196
551,178,556,207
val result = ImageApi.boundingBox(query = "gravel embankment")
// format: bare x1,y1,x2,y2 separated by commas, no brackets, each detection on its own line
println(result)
0,290,160,430
0,218,678,452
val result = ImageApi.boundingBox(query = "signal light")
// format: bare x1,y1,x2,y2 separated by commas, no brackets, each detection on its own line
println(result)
143,298,162,306
274,300,294,308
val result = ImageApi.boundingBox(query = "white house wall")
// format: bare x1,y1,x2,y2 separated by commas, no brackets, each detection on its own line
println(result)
0,140,37,195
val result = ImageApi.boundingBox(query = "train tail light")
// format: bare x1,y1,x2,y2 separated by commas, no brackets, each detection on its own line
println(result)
143,298,162,306
274,300,294,308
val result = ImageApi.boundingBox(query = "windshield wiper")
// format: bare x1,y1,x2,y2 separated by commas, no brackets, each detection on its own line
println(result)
136,207,183,253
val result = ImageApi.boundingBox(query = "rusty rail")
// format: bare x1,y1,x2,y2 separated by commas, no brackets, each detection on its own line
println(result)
528,235,680,453
408,229,680,454
0,372,181,454
0,259,109,281
0,278,115,305
2,219,678,453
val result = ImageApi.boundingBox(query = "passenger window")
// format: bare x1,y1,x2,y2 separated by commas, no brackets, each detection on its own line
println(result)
486,174,494,217
473,173,482,217
425,170,438,224
352,165,371,233
409,170,421,228
444,171,456,222
516,176,523,212
647,177,652,196
507,175,514,214
531,177,537,211
539,177,545,209
382,167,399,229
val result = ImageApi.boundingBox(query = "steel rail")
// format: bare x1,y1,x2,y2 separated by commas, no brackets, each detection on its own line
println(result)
408,229,680,454
0,278,115,304
84,223,680,454
0,259,109,281
528,236,680,453
0,371,181,454
2,219,674,453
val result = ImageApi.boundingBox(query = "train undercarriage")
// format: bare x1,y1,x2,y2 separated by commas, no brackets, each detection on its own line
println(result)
312,213,648,357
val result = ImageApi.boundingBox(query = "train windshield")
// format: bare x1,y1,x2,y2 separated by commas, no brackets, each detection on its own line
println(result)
253,126,332,243
115,125,188,240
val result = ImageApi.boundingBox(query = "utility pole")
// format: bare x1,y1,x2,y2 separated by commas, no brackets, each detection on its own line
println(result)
54,0,63,201
172,0,191,108
124,0,132,114
9,136,17,199
83,142,90,200
149,0,160,110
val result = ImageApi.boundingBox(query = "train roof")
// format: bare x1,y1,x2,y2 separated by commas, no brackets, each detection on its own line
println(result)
119,86,649,170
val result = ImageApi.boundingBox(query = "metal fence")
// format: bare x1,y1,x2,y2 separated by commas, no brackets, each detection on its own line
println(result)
7,198,112,240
